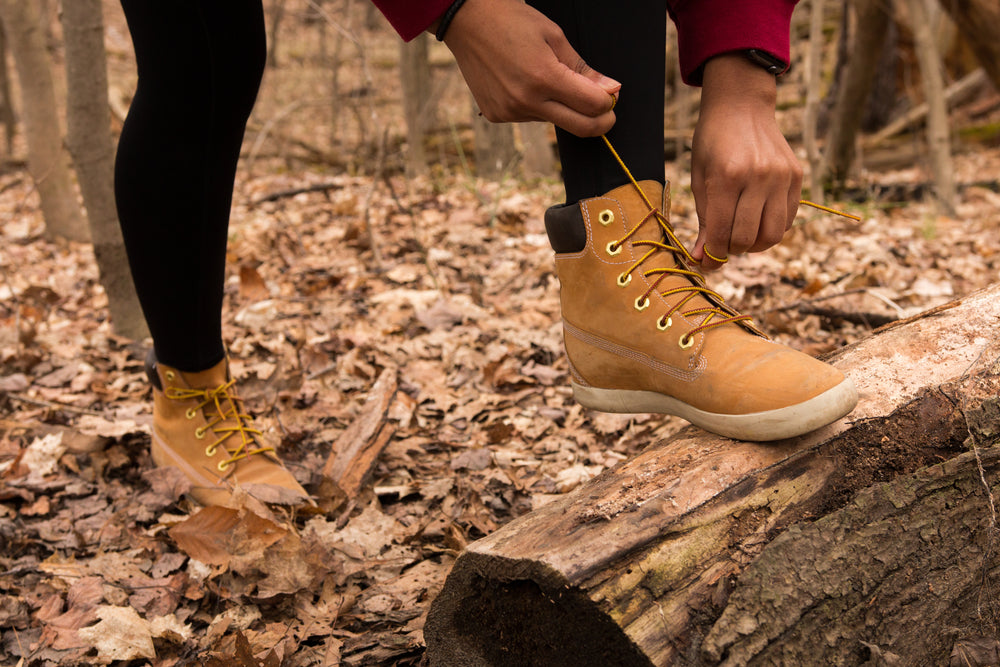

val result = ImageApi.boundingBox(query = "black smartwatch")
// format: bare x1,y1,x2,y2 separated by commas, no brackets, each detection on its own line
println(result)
744,49,788,76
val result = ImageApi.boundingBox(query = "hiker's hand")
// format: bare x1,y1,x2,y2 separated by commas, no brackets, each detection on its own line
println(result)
690,53,802,272
442,0,620,137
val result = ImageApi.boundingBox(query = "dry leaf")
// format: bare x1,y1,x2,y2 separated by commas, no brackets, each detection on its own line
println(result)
77,605,156,663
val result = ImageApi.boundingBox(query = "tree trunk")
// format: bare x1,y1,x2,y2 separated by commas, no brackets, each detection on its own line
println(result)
471,102,517,180
803,0,826,203
266,0,287,68
517,123,555,179
60,0,148,340
0,0,87,241
821,0,890,185
938,0,1000,91
425,283,1000,667
0,18,16,155
905,0,956,214
399,33,432,177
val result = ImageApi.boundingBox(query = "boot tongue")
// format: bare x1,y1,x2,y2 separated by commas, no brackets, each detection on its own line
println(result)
176,358,230,391
622,180,693,267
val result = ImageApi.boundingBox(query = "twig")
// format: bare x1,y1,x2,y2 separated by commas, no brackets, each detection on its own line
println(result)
251,181,346,205
5,393,103,417
795,305,897,328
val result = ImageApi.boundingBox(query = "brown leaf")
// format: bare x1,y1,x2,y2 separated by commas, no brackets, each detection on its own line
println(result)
169,505,286,569
239,264,270,301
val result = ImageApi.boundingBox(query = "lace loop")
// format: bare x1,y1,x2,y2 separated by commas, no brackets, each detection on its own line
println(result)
164,380,274,470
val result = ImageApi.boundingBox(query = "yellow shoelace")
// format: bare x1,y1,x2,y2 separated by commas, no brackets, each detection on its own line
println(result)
600,134,859,344
165,380,274,472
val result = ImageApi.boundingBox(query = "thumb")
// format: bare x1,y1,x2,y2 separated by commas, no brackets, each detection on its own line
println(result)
549,36,621,96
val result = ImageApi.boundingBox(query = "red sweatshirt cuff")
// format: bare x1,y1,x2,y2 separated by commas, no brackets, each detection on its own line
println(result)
371,0,454,41
671,0,797,85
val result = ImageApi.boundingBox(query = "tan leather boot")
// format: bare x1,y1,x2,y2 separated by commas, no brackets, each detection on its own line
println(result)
146,352,312,506
544,180,858,441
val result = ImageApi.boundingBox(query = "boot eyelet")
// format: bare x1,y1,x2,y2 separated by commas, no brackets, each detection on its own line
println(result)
657,316,672,331
205,445,217,457
195,427,206,439
679,334,695,349
598,209,615,226
165,370,176,381
617,272,632,287
635,296,650,312
217,461,229,472
185,408,197,420
606,241,622,256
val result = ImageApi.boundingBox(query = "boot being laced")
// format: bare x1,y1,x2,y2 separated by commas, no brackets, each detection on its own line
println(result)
542,137,859,441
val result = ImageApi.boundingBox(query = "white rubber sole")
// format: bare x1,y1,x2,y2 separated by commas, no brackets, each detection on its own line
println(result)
572,377,859,442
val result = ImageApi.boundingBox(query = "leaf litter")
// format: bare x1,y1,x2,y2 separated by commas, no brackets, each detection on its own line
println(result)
1,56,1000,667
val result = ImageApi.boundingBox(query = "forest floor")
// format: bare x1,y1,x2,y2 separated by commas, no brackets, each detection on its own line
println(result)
2,4,1000,666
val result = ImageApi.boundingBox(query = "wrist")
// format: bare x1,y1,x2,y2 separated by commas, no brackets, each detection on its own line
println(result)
702,53,778,108
432,0,469,41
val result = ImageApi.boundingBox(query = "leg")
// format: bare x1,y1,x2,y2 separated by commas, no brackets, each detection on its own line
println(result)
115,0,265,372
532,2,858,439
527,0,667,204
115,1,310,506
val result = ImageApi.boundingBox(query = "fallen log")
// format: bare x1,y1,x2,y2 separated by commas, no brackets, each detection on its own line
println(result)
424,283,1000,666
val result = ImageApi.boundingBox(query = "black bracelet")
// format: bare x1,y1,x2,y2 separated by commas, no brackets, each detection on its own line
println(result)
435,0,468,42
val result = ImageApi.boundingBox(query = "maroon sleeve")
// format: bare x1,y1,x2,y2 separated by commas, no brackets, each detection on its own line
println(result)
668,0,798,85
371,0,454,41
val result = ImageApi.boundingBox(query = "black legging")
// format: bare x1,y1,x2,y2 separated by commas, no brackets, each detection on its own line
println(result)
528,0,667,204
115,0,265,372
115,0,664,372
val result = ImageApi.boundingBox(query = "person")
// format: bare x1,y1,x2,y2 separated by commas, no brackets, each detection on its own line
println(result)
114,0,857,508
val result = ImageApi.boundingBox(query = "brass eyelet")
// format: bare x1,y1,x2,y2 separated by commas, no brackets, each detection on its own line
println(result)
617,272,632,287
598,209,615,226
195,427,206,440
185,408,197,420
657,316,672,331
205,445,217,457
679,334,695,349
217,461,229,472
635,296,650,312
165,370,176,381
606,241,622,256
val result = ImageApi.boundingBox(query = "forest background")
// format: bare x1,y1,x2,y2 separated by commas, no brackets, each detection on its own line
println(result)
0,0,998,665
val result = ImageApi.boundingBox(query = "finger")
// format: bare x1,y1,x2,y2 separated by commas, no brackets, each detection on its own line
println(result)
748,196,787,253
537,98,616,137
785,169,803,231
729,191,764,255
692,177,739,272
546,37,622,117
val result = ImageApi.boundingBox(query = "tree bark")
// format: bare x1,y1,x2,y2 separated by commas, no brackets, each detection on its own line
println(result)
60,0,148,340
905,0,956,214
937,0,1000,91
821,0,890,185
517,123,555,179
399,33,432,177
0,0,87,241
471,105,517,180
0,18,16,155
803,0,826,204
425,283,1000,667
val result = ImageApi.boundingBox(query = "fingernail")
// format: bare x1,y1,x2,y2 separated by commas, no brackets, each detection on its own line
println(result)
599,76,621,94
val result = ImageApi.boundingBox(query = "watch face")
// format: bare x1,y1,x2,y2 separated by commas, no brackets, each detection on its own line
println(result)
746,49,787,75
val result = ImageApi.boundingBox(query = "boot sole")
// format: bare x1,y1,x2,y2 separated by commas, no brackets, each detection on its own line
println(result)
572,377,859,441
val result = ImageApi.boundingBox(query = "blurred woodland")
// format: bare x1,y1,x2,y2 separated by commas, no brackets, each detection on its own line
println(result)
0,0,999,665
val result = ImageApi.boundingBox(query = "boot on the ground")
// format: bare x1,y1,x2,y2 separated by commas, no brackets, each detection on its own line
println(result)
146,352,312,506
544,179,858,441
